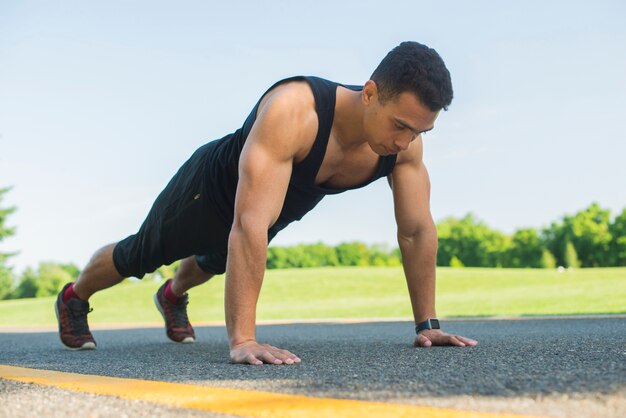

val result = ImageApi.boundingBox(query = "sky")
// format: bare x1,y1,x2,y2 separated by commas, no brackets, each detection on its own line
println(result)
1,1,625,273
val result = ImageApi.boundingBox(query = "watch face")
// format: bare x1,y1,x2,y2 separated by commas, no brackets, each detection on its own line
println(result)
430,319,440,329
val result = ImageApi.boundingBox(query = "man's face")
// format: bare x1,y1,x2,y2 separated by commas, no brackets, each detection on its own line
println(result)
362,82,439,156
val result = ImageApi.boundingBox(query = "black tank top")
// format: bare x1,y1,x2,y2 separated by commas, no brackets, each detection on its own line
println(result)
202,76,397,239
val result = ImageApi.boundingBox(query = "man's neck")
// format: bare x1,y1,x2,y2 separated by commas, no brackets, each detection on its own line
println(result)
332,87,366,151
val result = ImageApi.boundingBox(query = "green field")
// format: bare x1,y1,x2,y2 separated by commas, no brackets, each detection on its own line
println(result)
1,267,625,326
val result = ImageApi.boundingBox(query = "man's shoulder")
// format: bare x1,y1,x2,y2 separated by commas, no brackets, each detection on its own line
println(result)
269,80,316,106
263,75,344,107
257,79,318,128
250,79,319,158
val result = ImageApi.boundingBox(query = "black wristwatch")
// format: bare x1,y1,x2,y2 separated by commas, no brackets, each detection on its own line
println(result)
415,318,441,334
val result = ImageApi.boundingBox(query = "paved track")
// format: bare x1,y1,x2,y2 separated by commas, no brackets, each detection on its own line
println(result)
1,318,625,417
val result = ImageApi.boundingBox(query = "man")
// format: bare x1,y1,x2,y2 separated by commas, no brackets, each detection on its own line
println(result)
55,41,478,365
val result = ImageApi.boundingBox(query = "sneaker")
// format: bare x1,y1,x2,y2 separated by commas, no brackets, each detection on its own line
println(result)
154,279,195,343
55,282,97,350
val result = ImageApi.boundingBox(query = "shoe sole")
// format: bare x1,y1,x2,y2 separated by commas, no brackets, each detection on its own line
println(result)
54,299,96,351
153,293,195,344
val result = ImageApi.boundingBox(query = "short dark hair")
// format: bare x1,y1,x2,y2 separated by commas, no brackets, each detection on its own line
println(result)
371,41,453,111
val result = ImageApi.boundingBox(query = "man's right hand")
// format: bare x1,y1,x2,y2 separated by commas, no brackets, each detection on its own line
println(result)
230,341,301,365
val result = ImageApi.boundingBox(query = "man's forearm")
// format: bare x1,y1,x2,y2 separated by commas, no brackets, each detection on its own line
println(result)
398,225,438,323
224,224,268,348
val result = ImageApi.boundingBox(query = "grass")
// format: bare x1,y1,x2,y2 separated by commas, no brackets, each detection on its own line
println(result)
0,267,624,326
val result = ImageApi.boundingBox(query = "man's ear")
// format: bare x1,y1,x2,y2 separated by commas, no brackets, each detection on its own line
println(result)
362,80,379,105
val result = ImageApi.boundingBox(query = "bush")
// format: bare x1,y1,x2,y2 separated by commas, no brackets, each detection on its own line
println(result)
564,241,580,268
541,250,557,269
12,262,80,299
449,256,464,268
0,267,14,299
266,242,399,269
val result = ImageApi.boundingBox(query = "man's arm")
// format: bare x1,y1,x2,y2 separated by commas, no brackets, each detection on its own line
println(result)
226,85,316,365
390,138,477,348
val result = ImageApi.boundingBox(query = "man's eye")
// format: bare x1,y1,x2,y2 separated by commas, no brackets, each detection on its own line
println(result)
394,124,405,130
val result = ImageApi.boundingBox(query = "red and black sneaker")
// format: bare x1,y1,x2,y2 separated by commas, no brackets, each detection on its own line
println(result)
154,279,195,343
55,282,96,350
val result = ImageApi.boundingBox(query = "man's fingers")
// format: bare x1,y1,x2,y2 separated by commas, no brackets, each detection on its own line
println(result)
262,349,301,364
413,331,478,348
246,354,263,366
277,348,301,363
457,336,478,346
261,345,300,364
447,335,466,347
260,351,282,364
269,346,301,363
231,343,302,365
414,333,432,347
269,350,294,364
269,349,292,360
440,334,479,347
230,351,264,365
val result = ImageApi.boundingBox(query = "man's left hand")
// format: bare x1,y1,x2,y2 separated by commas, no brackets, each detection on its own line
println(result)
414,329,478,347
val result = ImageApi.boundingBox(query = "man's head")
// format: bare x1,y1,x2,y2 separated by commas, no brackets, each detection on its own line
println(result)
360,41,452,156
371,41,453,112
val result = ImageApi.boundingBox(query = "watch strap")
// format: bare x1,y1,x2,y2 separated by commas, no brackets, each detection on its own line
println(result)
415,318,441,334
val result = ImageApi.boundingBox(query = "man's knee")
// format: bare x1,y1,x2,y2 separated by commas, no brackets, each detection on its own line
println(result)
112,234,161,279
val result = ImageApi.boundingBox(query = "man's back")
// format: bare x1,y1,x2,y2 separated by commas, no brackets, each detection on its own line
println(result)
200,76,397,237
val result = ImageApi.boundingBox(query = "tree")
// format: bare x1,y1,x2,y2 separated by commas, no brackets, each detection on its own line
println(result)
156,260,181,280
267,243,340,269
335,242,369,266
60,263,81,280
267,246,291,269
542,220,567,267
437,214,509,267
449,256,464,268
12,262,79,299
0,187,17,299
610,208,626,266
484,231,512,267
0,267,13,299
568,203,612,267
543,203,613,267
266,242,399,269
301,243,340,267
540,249,557,269
507,228,544,268
13,267,39,299
368,243,400,266
36,262,74,297
0,187,16,247
563,241,580,268
284,245,317,268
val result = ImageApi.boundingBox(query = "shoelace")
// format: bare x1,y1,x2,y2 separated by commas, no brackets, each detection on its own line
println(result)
69,306,93,335
170,296,190,328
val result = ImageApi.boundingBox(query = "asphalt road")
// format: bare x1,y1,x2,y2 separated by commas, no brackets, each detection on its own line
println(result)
1,317,625,417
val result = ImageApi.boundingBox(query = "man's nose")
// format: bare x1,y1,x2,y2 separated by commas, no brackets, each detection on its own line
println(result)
394,136,411,151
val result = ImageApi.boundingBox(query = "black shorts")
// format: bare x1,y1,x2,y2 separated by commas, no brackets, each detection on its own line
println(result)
112,143,232,278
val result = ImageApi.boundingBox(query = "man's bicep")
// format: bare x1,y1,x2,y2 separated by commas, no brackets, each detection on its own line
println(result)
391,161,435,237
233,140,293,231
232,84,315,232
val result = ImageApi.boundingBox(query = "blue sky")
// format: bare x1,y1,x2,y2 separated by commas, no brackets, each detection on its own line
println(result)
1,1,625,273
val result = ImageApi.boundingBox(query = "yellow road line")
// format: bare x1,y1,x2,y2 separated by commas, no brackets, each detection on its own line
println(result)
1,364,543,418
